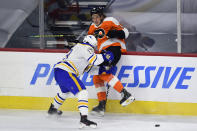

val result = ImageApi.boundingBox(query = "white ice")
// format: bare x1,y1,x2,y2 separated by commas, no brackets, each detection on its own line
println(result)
0,109,197,131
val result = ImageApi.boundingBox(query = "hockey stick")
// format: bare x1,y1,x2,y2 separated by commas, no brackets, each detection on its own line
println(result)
106,84,110,102
24,34,80,38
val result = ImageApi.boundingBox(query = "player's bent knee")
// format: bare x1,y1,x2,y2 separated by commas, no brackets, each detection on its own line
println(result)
58,92,70,100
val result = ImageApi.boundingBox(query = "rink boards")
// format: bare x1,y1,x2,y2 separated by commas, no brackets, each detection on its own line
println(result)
0,50,197,116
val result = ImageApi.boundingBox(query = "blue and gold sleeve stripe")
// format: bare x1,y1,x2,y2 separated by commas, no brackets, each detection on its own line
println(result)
88,54,97,65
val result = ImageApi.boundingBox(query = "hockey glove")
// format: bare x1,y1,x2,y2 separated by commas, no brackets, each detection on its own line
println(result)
101,50,114,65
107,30,125,39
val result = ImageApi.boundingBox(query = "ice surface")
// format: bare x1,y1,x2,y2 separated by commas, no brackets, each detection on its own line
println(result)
0,109,197,131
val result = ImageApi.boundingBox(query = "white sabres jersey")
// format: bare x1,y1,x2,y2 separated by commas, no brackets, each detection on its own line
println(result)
55,43,104,76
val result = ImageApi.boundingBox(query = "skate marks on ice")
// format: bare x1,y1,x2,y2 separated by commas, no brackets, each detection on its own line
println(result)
0,109,197,131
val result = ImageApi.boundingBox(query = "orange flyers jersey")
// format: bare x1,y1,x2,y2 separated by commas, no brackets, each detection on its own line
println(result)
88,17,127,53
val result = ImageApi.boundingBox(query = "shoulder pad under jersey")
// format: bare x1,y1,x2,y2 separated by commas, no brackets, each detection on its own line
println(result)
86,46,94,55
103,17,120,25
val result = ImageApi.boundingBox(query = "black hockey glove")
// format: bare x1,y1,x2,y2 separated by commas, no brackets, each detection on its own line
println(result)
106,30,125,39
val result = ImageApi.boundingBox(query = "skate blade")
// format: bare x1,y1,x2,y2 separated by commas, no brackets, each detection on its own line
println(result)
79,123,97,129
90,110,104,117
121,96,135,107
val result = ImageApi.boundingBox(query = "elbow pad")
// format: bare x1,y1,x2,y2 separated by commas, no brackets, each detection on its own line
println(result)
123,28,129,39
107,30,125,39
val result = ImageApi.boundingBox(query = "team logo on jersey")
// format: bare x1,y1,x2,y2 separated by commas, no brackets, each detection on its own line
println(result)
94,29,105,39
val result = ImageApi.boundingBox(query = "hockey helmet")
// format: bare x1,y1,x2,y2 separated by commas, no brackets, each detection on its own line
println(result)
90,7,104,16
83,35,97,48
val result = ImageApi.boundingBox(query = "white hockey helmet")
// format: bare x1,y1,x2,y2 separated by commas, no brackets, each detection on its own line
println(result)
83,35,97,48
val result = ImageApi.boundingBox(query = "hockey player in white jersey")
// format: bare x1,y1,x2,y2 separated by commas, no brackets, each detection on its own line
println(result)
47,35,113,129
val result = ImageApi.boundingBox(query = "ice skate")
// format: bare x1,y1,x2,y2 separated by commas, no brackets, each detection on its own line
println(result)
120,89,135,107
79,114,97,129
47,104,62,116
91,100,106,116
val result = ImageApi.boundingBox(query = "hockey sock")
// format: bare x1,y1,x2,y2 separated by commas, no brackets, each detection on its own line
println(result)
53,92,69,109
77,90,88,116
96,86,106,101
108,75,124,93
93,75,106,101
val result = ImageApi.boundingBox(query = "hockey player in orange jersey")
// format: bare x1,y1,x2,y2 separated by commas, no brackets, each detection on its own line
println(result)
88,7,135,116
